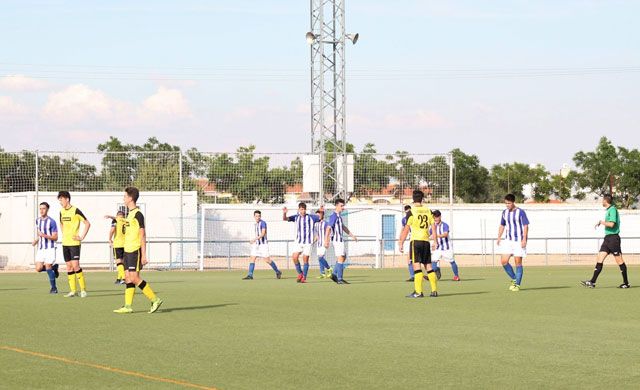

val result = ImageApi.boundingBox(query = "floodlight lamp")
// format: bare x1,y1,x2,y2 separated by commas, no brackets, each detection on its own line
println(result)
346,33,359,44
306,32,317,45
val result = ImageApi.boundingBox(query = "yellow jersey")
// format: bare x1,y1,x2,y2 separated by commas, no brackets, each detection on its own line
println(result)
111,216,126,248
124,208,145,252
406,204,434,242
59,206,87,246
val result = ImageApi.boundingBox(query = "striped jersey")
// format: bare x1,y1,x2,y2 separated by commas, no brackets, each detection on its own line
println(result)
429,222,451,250
287,214,320,244
314,220,327,248
500,208,530,242
35,216,57,250
327,212,344,242
255,220,268,245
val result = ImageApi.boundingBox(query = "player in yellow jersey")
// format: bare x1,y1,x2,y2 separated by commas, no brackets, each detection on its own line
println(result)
58,191,91,298
105,209,126,285
398,190,439,298
114,187,163,314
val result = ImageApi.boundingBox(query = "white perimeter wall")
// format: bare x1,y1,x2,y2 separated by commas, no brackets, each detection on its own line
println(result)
0,191,198,269
201,203,640,258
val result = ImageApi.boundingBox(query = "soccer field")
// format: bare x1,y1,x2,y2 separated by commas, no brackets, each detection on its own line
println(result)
2,267,639,389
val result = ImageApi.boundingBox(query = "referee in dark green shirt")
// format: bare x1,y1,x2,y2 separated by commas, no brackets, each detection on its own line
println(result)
581,194,630,288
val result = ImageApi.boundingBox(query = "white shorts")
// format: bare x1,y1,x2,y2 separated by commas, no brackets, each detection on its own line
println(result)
292,243,312,257
251,244,270,259
432,249,455,262
316,246,326,257
35,247,57,264
332,241,346,258
499,240,527,258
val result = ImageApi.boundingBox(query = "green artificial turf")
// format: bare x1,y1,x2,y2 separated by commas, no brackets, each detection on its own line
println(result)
2,266,640,389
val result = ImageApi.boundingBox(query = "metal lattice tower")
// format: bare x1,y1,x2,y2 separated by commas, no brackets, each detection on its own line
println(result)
307,0,357,203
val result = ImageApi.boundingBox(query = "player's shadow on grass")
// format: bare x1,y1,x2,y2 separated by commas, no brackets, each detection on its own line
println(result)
523,286,571,291
158,303,238,313
438,291,490,297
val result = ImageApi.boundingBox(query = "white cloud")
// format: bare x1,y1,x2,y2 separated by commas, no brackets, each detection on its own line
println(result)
0,96,29,116
0,74,50,91
141,86,192,119
42,84,192,127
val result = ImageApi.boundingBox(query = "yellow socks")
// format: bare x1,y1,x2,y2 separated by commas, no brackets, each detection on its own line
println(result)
427,270,438,292
67,271,76,292
116,263,125,280
138,280,158,302
76,269,86,291
413,269,424,294
125,283,135,307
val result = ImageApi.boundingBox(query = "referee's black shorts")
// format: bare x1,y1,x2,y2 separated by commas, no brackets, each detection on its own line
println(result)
410,240,432,264
600,234,622,256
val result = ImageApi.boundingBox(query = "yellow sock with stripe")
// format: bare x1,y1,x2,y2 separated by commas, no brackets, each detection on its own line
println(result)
427,270,438,292
67,271,76,292
138,280,158,302
76,269,86,291
125,283,135,307
116,263,125,280
413,269,424,295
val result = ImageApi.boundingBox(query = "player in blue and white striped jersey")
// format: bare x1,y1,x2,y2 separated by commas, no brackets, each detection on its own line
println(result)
324,198,358,284
243,210,282,280
429,210,460,281
31,202,59,293
283,203,322,283
496,194,530,291
313,209,332,278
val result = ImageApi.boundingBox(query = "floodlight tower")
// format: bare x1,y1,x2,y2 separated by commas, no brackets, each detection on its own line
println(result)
306,0,358,204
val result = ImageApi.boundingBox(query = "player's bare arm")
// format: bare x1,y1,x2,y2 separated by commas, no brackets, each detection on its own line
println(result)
140,227,147,265
343,226,357,241
497,225,505,245
324,226,332,248
74,219,91,241
521,225,529,248
398,224,410,253
282,207,289,221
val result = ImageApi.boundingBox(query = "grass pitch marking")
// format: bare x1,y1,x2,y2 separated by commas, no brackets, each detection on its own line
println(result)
1,345,217,390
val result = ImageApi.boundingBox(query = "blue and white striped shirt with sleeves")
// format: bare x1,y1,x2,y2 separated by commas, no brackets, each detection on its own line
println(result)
35,216,57,250
314,220,326,248
287,214,320,244
430,222,451,250
500,208,530,242
327,212,344,243
255,220,268,245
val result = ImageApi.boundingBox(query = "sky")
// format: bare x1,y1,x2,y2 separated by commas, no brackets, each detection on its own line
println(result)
0,0,638,171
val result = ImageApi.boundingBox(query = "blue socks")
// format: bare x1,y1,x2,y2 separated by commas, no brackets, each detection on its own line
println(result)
333,263,345,280
319,257,330,274
269,261,279,273
432,261,440,272
408,263,415,277
295,262,303,275
451,261,459,277
303,263,309,278
248,262,255,276
502,263,516,280
515,265,524,286
46,269,56,288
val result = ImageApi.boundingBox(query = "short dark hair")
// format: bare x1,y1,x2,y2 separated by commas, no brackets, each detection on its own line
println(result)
298,202,307,209
603,194,613,204
404,205,411,212
504,193,516,202
116,210,125,216
315,209,324,216
125,186,140,202
412,190,424,203
335,198,345,206
433,209,441,217
254,210,261,215
57,191,70,200
39,202,50,210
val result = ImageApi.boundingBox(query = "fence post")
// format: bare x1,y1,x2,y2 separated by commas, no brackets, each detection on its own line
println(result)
169,242,173,269
545,239,548,266
179,150,184,269
199,208,205,271
375,239,382,269
227,241,231,271
491,240,495,266
566,217,571,264
286,242,290,269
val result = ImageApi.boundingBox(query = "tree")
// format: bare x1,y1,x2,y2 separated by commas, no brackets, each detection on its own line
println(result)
489,163,538,202
353,143,392,196
573,137,619,197
451,148,490,202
